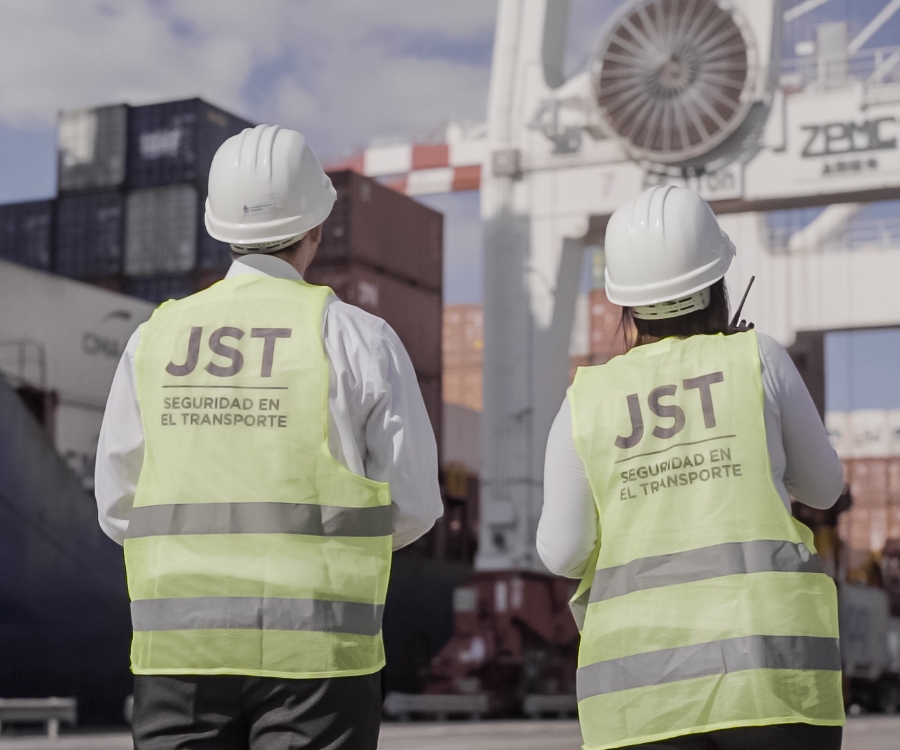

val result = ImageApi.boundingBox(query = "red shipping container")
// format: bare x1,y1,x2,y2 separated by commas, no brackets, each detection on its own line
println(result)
417,373,443,461
843,506,889,554
838,510,852,547
849,458,890,506
443,304,484,369
443,365,482,413
589,289,627,363
889,457,900,500
888,507,900,541
304,262,442,379
318,171,443,292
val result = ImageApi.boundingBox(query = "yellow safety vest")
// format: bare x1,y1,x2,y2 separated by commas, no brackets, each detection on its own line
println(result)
569,332,843,750
126,274,392,679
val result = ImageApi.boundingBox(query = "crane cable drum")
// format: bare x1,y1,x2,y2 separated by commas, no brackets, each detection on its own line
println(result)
591,0,766,168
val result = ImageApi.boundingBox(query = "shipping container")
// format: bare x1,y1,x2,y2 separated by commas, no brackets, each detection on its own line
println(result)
0,200,54,271
849,458,891,506
193,181,232,270
827,412,849,458
589,288,626,363
849,410,892,458
125,184,198,275
889,458,900,499
418,373,443,460
197,268,227,291
79,274,124,294
443,364,483,412
127,98,254,189
889,506,900,541
889,411,900,456
197,227,232,270
844,506,890,555
840,583,891,681
319,171,443,291
443,304,484,369
124,273,198,305
57,104,128,193
55,192,125,277
305,262,442,379
444,402,480,475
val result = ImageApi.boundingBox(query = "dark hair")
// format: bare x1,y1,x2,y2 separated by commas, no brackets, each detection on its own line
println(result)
620,279,732,349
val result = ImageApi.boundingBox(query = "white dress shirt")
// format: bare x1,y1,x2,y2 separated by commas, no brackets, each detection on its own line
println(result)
95,254,443,549
538,332,845,578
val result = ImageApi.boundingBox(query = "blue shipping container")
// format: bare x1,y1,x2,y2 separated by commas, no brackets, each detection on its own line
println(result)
0,200,54,271
124,273,198,304
55,193,124,278
127,98,254,189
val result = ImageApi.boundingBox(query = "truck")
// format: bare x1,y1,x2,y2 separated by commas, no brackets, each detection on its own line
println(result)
842,582,900,713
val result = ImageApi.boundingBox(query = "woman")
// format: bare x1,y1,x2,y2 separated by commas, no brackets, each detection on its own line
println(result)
538,186,845,750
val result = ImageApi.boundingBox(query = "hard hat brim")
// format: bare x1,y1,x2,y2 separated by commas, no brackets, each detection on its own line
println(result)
204,197,333,246
605,251,733,308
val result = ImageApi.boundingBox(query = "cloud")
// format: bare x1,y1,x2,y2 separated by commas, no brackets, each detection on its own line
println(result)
0,0,497,160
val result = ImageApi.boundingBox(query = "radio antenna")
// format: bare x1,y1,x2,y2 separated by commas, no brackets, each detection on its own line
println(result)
730,275,756,330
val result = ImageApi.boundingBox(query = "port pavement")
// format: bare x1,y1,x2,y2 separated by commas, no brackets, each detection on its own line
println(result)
0,716,897,749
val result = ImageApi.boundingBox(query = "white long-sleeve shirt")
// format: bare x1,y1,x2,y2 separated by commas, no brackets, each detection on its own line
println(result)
538,332,844,578
95,254,443,549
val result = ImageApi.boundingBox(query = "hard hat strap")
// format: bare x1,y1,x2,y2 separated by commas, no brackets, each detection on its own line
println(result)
631,287,711,320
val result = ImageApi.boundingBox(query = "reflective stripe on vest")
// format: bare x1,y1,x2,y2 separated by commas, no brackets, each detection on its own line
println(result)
576,635,841,700
127,275,392,679
131,597,384,636
589,539,826,603
569,332,843,749
126,502,393,539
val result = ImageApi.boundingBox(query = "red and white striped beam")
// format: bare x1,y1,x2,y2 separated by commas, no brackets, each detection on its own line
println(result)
327,138,487,196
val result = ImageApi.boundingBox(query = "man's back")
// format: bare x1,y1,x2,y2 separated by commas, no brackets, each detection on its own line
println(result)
95,124,442,750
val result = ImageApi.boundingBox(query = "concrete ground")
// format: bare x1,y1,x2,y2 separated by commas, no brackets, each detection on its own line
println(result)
0,716,897,749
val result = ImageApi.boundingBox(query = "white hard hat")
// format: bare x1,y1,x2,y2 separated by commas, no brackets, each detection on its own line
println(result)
604,186,735,317
205,124,337,252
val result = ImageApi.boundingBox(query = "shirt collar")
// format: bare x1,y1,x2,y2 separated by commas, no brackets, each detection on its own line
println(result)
225,254,303,281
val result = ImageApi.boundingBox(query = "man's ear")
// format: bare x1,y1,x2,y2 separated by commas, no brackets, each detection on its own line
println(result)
309,224,323,243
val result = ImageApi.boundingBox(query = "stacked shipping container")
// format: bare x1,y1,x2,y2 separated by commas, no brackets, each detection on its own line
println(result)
304,170,444,457
0,97,447,481
53,98,254,295
0,200,54,271
443,288,626,414
442,304,484,412
828,410,900,572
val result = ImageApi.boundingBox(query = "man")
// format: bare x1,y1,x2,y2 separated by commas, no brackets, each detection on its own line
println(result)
95,124,443,750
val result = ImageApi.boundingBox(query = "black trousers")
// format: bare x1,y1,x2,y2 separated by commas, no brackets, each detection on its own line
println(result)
132,673,382,750
629,723,842,749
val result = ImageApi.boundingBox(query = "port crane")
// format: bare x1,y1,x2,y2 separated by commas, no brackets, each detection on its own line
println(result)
355,0,900,714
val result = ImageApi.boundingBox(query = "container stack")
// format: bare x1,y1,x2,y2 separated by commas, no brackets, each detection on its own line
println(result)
442,304,484,412
0,104,448,469
0,200,54,272
828,411,900,573
53,99,254,300
304,170,444,459
0,99,253,295
442,283,625,417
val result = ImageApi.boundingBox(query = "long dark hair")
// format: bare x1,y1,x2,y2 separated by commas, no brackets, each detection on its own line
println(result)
619,279,732,349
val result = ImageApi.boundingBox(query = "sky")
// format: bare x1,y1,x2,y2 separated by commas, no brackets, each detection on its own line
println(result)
0,0,897,409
